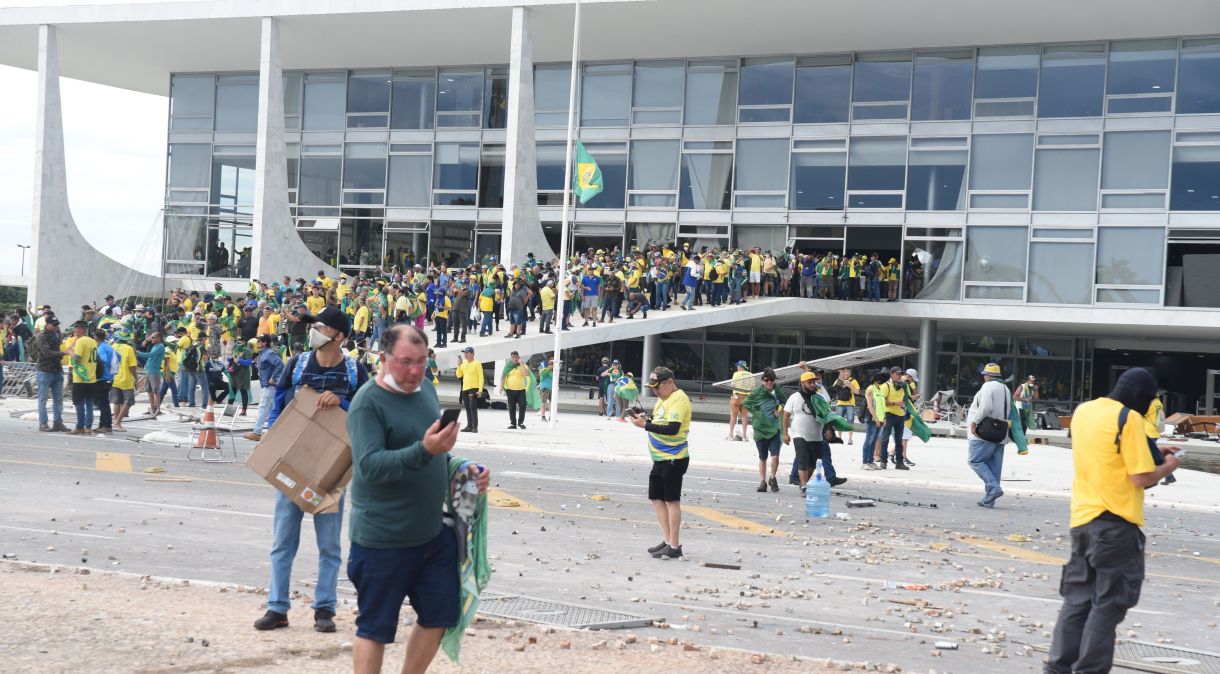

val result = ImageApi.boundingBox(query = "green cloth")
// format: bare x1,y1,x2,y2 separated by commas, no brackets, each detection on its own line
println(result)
1008,404,1029,455
902,398,932,443
743,385,784,440
572,140,604,204
346,380,448,548
808,392,854,432
525,370,541,410
441,457,491,664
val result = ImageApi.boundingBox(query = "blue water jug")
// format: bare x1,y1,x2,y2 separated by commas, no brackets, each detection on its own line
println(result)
805,459,831,518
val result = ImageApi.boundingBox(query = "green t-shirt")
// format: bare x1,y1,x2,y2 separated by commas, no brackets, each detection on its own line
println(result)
346,379,448,549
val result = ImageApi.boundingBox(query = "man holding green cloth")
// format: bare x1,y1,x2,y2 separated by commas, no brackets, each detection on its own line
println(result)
346,324,491,674
743,367,785,493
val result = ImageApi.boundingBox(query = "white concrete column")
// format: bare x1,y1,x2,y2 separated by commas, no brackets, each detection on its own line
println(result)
641,333,660,398
500,6,554,268
30,24,161,313
918,319,937,400
252,16,333,282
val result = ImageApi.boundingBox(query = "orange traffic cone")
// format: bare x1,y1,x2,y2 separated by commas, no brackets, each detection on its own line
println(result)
194,399,220,449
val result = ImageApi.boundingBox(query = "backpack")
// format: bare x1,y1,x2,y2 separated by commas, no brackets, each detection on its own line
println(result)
708,265,719,282
777,254,789,271
862,261,877,278
292,350,359,392
182,343,201,372
833,382,853,403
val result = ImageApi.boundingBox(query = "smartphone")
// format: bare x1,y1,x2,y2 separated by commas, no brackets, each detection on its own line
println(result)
439,407,462,429
1172,448,1188,459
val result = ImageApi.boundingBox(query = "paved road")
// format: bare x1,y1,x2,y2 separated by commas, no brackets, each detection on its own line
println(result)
1,411,1217,673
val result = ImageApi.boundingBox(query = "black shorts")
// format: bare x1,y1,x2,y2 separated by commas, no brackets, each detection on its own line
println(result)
347,529,459,644
793,437,825,471
648,457,689,502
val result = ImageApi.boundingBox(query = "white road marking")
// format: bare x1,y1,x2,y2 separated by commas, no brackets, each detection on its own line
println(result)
500,470,738,496
92,497,276,520
0,524,116,540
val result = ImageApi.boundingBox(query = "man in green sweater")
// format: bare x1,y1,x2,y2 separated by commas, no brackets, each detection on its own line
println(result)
345,323,490,674
743,367,785,493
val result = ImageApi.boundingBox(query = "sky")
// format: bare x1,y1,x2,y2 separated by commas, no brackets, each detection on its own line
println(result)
0,0,198,278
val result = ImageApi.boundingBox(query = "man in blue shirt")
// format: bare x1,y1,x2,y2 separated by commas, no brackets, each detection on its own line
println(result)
93,329,115,433
255,307,369,634
246,334,286,442
580,268,600,327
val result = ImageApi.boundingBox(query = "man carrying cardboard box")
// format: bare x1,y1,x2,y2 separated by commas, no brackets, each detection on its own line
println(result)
254,306,369,634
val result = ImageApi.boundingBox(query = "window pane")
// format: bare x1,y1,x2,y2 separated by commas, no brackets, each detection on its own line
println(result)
303,75,346,130
343,143,387,191
578,145,626,208
853,54,911,102
633,61,684,110
1171,144,1220,210
211,153,256,211
536,142,566,191
433,143,479,190
1102,131,1170,190
966,226,1028,282
912,52,973,120
339,219,383,268
629,139,680,191
1028,242,1093,304
732,225,786,253
437,70,483,113
975,46,1039,100
347,71,391,114
794,64,850,123
298,156,342,206
387,155,431,207
966,285,1023,300
214,78,258,132
1038,46,1105,118
679,154,733,209
581,64,631,127
735,139,789,192
1097,227,1164,285
740,107,791,123
283,72,302,117
905,239,962,300
1177,42,1220,113
969,134,1033,190
1102,193,1165,208
484,75,508,129
1107,39,1177,95
907,149,967,210
535,64,571,112
1107,97,1172,114
1033,148,1099,211
168,144,211,189
170,75,214,128
790,151,845,210
390,76,436,130
739,58,793,106
970,194,1028,208
847,137,906,191
479,145,505,208
684,67,738,125
1097,288,1160,304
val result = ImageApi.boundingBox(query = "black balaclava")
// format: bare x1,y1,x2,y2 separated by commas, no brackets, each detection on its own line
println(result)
1107,367,1157,415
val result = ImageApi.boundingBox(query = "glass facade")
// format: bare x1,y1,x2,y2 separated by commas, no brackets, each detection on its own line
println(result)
164,37,1220,306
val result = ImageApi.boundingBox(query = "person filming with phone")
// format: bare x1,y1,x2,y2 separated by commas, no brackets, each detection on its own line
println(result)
345,323,491,674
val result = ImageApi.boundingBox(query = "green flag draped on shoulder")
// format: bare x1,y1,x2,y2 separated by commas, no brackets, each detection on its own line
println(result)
808,393,855,432
903,399,932,443
572,141,603,204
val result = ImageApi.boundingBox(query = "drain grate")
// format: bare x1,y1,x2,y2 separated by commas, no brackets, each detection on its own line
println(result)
1035,641,1220,674
477,591,660,629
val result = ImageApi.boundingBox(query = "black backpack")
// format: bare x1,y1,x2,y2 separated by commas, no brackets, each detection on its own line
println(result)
863,261,877,278
182,343,201,372
833,383,853,403
777,255,789,271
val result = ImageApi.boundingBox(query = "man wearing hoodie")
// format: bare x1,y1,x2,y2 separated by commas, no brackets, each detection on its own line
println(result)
1046,367,1181,674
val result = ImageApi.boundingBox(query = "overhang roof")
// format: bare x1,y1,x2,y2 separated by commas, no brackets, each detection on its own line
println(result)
2,0,1219,96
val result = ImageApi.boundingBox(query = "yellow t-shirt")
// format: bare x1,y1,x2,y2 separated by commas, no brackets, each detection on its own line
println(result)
503,363,528,391
267,313,281,335
749,253,761,273
1068,397,1157,528
336,282,351,300
182,298,194,312
112,343,138,391
648,389,692,461
307,295,326,315
879,380,907,416
434,295,451,319
457,359,484,390
165,344,179,375
540,286,556,311
715,262,729,284
353,306,370,333
62,335,77,367
731,370,754,396
1143,398,1164,439
834,377,860,407
479,292,495,312
71,335,98,384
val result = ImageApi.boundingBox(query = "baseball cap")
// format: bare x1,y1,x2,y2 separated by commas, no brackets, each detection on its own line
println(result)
799,371,819,382
301,306,351,335
905,368,919,383
645,366,675,388
462,346,475,353
46,316,60,326
735,360,748,368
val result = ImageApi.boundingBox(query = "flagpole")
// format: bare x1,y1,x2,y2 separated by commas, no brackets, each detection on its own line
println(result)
549,0,580,430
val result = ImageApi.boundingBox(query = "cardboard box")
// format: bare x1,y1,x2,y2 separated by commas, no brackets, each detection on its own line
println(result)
246,386,352,514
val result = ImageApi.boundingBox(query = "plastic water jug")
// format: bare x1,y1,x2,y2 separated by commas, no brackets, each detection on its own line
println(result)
805,459,831,518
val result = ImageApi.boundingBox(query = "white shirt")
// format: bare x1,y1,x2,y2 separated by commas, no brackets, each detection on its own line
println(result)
785,388,829,440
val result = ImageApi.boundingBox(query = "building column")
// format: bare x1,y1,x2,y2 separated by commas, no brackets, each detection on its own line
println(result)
500,6,554,267
641,333,660,397
918,319,937,401
30,24,160,313
251,16,332,282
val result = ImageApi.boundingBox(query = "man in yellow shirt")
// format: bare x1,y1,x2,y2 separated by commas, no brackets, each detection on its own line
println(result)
498,351,530,430
629,367,692,560
874,366,910,470
456,346,484,432
748,248,762,297
109,331,139,432
352,301,370,344
1046,368,1180,674
539,280,556,334
68,321,98,435
306,286,326,315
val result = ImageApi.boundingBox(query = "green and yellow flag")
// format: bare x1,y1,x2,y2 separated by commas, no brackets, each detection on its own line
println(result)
573,141,603,204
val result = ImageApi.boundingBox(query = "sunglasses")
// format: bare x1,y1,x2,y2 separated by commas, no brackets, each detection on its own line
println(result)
762,378,775,382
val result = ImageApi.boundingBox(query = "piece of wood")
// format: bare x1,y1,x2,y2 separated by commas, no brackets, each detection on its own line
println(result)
700,562,741,570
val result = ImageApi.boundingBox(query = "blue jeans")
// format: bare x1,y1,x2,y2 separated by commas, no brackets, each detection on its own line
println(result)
180,369,202,407
606,387,619,417
160,376,180,408
176,367,190,404
967,437,1005,500
656,281,670,308
861,418,879,464
682,283,697,309
255,383,275,434
37,370,64,425
480,311,494,335
73,383,94,430
267,490,344,614
868,277,881,300
877,413,906,465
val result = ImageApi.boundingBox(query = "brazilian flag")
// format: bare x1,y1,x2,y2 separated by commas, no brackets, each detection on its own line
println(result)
572,141,603,204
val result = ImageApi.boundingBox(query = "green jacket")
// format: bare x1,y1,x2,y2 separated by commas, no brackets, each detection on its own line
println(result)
743,385,785,440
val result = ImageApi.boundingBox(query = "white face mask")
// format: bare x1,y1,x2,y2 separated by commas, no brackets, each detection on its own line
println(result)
308,327,333,350
382,369,409,393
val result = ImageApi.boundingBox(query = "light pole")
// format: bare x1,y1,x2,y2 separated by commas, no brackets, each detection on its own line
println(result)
16,244,30,276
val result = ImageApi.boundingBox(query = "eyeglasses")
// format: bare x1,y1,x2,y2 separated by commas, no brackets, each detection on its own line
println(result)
762,378,775,383
384,354,428,370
